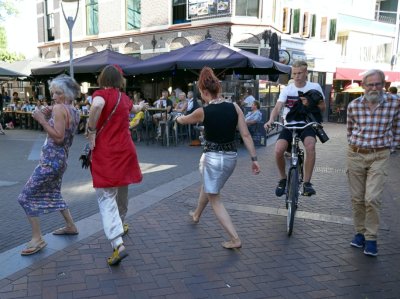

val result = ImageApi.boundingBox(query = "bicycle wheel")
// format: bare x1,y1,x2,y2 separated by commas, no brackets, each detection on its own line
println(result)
287,167,299,236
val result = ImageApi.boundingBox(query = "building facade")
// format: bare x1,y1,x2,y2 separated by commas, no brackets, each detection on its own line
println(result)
35,0,399,116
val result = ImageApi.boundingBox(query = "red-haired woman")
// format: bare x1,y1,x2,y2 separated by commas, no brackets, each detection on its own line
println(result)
175,67,260,249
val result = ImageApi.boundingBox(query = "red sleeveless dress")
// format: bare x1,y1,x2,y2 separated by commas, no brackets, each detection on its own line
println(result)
91,88,142,188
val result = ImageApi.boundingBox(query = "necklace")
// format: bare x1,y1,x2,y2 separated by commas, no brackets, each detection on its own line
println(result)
209,98,224,104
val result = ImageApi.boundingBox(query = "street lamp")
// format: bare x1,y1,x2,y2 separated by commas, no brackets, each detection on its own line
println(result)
61,0,80,79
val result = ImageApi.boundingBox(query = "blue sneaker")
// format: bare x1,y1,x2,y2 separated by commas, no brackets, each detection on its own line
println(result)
350,233,365,248
364,240,378,257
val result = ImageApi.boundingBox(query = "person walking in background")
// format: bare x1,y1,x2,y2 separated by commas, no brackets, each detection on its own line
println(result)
18,75,81,255
175,67,260,249
347,69,399,257
264,60,325,197
87,65,147,265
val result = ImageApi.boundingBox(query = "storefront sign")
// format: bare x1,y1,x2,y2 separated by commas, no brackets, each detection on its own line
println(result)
187,0,231,20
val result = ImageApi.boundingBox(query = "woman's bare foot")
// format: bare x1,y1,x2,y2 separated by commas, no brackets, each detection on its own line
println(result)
221,238,242,249
189,211,199,224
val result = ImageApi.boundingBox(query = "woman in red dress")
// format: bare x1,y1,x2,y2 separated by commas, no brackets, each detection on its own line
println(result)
87,65,147,265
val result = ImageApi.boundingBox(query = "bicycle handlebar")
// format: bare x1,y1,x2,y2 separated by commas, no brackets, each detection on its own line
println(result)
271,121,320,131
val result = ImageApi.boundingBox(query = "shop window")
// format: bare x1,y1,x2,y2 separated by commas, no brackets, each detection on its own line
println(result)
173,0,189,24
236,0,259,17
292,9,300,34
329,19,337,41
320,17,327,40
282,7,291,33
86,0,99,35
126,0,141,30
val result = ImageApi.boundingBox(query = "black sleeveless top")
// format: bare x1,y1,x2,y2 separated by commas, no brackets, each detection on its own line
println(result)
203,102,238,144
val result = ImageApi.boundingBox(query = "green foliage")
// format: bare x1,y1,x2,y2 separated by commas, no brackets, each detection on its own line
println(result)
0,48,25,62
0,26,6,49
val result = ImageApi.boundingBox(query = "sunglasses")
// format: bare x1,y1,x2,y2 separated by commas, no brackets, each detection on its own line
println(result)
365,82,383,88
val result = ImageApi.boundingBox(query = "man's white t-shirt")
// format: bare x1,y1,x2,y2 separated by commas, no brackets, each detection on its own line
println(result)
278,81,324,125
243,95,256,107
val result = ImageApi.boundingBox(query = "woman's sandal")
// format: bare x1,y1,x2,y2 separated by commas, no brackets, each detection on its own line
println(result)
52,227,79,235
21,239,47,256
221,238,242,249
107,244,129,266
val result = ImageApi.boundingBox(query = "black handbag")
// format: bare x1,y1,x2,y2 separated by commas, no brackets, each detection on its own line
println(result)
79,92,121,169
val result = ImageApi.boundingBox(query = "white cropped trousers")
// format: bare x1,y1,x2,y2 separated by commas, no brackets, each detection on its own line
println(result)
96,187,124,249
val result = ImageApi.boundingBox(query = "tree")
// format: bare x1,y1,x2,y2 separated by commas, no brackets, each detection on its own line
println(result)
0,26,6,48
0,0,19,22
0,0,24,62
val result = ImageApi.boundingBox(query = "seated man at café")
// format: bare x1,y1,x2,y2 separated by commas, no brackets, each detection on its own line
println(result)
153,89,173,139
245,100,262,134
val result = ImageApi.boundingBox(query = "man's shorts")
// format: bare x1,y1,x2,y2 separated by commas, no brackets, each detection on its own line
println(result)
278,125,316,151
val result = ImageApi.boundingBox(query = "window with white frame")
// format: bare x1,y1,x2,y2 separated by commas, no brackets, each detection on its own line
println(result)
329,19,337,41
86,0,99,36
236,0,259,17
282,7,291,33
173,0,189,24
127,0,141,30
320,17,328,40
292,8,300,34
45,0,54,41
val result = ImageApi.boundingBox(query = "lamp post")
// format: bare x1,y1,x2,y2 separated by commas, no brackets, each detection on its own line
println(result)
61,0,80,79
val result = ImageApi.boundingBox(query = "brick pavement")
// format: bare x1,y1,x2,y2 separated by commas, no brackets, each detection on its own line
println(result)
0,123,399,299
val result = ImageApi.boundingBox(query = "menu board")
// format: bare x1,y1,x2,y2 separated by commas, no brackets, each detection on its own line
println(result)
188,0,231,19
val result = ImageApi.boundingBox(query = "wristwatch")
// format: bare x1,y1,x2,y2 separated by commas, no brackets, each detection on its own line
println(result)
251,156,258,161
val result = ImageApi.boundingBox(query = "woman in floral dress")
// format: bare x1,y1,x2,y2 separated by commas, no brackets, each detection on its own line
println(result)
18,75,81,255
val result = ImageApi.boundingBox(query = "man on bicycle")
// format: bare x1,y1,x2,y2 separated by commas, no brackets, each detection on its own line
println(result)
264,60,326,196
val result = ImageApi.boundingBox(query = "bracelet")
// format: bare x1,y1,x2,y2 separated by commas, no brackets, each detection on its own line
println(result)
251,156,258,161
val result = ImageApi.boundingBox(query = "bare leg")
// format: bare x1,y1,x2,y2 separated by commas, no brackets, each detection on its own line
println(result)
208,193,241,248
303,136,316,182
59,209,78,232
27,216,43,243
275,139,288,179
190,185,209,223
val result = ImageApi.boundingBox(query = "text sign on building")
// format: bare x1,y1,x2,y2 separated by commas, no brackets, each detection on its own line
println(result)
187,0,231,20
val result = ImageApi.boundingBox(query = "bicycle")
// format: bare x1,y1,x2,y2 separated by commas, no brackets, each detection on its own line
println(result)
270,121,320,236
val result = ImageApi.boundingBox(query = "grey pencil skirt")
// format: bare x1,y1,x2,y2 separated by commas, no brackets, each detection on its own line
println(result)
199,151,237,194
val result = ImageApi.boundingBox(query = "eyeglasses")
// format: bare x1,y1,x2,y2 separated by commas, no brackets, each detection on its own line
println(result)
365,82,383,88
